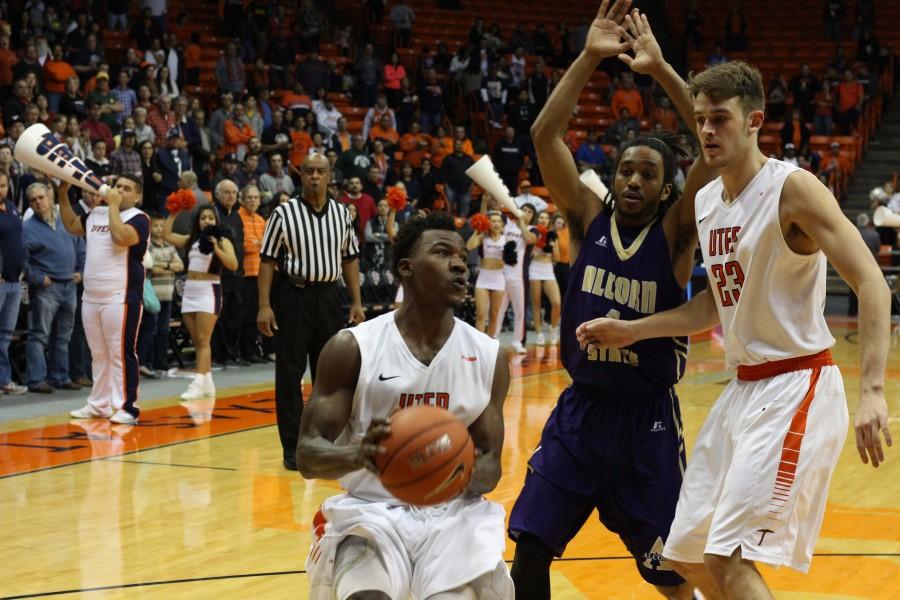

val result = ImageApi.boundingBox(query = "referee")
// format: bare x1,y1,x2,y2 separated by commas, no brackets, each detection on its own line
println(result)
257,153,365,471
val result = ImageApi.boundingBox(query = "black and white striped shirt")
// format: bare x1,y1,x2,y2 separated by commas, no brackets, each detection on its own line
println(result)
260,197,359,282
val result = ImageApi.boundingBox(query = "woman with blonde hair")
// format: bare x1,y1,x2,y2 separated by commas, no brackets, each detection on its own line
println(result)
466,209,506,335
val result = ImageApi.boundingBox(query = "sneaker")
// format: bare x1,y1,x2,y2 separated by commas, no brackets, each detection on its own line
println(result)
110,410,138,424
535,332,546,346
139,366,159,379
1,382,28,395
511,341,527,354
70,405,110,419
202,372,216,398
180,374,210,401
549,326,559,345
28,382,54,394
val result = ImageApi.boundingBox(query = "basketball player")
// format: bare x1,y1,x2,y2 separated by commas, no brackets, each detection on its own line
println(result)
508,3,719,599
58,175,150,424
577,61,893,598
297,212,513,599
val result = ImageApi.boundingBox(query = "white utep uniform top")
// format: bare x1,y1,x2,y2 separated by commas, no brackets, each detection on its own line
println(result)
338,310,499,504
696,158,834,369
83,206,147,304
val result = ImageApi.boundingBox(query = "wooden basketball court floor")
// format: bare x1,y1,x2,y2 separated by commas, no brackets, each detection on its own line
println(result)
1,319,898,599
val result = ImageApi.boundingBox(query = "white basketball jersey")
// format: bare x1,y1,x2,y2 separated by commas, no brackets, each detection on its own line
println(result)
83,206,150,305
337,311,499,503
695,158,834,368
502,220,526,279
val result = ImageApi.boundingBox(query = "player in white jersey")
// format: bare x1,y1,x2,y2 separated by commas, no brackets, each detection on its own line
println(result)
297,212,513,600
576,60,892,599
57,175,151,425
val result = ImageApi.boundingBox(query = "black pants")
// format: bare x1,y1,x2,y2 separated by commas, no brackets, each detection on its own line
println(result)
212,275,243,362
68,283,91,380
272,276,343,460
238,276,261,358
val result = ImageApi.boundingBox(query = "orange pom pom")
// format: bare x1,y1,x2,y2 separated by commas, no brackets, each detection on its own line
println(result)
165,189,196,214
470,213,491,233
387,186,408,211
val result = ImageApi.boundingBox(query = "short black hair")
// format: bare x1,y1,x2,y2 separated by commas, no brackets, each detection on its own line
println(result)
116,173,143,194
612,132,688,217
392,212,457,278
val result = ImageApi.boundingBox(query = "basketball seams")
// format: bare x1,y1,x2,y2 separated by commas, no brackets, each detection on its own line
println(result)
377,416,459,475
385,435,474,491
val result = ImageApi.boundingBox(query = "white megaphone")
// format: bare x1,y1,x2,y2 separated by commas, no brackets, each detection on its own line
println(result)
873,206,900,228
14,124,110,196
465,155,522,218
579,169,610,205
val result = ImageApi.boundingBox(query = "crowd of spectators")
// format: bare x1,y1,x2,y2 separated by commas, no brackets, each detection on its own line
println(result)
0,0,895,395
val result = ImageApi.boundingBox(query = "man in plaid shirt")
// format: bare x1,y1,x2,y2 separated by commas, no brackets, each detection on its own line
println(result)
110,129,142,177
112,71,137,127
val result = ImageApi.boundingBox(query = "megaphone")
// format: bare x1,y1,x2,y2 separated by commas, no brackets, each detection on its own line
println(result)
579,169,610,205
465,155,521,218
873,206,900,228
13,124,110,196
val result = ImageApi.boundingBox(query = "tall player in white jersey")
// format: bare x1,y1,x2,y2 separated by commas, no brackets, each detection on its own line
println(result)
297,212,513,599
577,60,892,599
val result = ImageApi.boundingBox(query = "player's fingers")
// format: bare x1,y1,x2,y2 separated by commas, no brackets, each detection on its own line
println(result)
596,0,610,20
855,425,868,464
640,12,652,34
618,53,634,67
611,0,632,22
883,422,893,447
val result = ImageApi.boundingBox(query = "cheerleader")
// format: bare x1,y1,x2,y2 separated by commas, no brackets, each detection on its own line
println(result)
528,210,561,345
163,204,238,400
466,210,506,335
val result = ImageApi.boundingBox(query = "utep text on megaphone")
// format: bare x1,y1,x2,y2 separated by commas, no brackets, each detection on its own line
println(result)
34,131,107,194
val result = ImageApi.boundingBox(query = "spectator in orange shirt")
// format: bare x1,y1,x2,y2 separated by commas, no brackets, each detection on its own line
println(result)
43,45,77,114
835,68,864,134
452,124,475,158
383,52,406,108
223,102,256,159
651,96,679,132
184,32,202,86
281,81,312,121
399,121,432,167
818,141,852,198
611,74,644,120
0,34,18,97
429,124,454,167
368,113,400,152
237,184,268,363
288,114,313,173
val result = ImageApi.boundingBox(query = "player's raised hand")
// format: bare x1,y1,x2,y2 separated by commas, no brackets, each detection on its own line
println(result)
575,316,637,350
584,0,632,60
618,10,665,75
854,391,892,468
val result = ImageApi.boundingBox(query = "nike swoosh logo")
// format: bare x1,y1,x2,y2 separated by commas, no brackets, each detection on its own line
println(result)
699,215,710,224
378,374,400,381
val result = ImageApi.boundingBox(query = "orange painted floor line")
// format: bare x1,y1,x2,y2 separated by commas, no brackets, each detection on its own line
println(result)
0,390,280,478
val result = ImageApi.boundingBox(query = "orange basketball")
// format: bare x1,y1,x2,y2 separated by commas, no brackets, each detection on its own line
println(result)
375,405,475,505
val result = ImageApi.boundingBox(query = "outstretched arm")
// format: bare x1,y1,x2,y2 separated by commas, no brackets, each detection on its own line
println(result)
56,183,85,236
782,170,892,468
531,0,632,239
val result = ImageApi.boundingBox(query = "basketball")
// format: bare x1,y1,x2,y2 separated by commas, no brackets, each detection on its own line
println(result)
375,405,475,505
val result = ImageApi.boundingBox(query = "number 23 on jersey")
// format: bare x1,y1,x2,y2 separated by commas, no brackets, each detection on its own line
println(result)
710,261,745,307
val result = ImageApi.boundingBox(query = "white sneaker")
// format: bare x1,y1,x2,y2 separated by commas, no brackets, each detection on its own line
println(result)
180,374,206,401
202,372,216,397
511,341,527,354
110,410,138,424
549,326,559,345
1,382,27,395
70,405,110,419
535,332,546,346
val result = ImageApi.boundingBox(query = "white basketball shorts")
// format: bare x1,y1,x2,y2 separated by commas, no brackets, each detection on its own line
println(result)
306,493,513,599
663,350,847,573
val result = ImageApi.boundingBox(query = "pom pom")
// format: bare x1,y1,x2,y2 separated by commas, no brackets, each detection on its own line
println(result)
502,240,518,266
165,189,196,214
470,213,491,233
386,186,408,211
198,224,224,254
533,224,549,249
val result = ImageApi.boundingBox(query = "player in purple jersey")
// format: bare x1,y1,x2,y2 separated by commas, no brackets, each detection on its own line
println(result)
508,3,720,599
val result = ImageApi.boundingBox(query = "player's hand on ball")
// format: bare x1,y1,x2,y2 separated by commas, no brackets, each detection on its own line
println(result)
576,317,636,350
854,391,892,468
359,417,391,473
584,0,632,60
